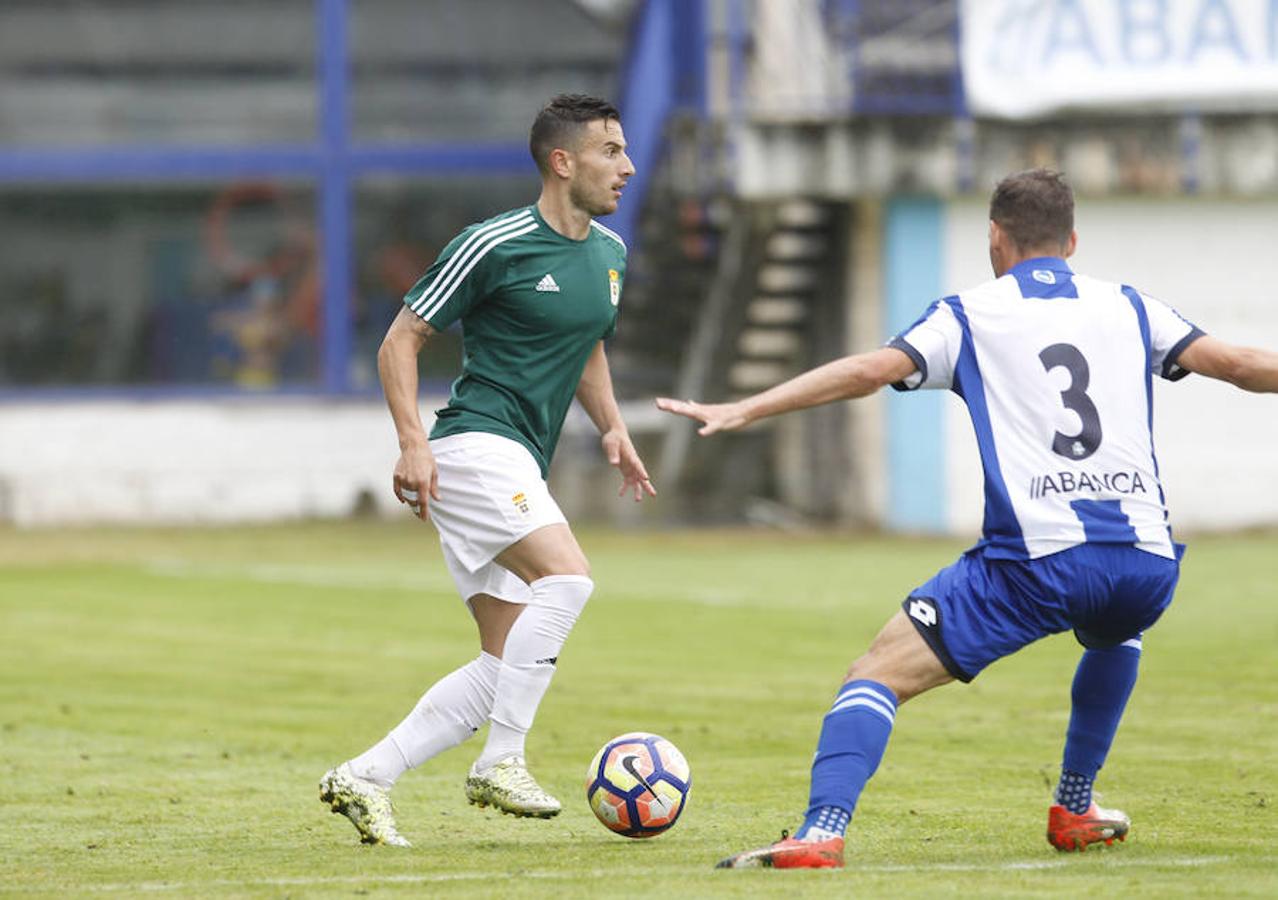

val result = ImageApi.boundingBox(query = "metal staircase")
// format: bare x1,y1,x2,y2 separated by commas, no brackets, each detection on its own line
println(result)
606,186,851,522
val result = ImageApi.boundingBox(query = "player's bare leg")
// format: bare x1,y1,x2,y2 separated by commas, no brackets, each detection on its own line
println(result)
465,525,593,818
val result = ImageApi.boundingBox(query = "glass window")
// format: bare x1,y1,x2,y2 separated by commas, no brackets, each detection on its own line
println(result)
0,0,315,146
351,175,539,391
0,183,321,389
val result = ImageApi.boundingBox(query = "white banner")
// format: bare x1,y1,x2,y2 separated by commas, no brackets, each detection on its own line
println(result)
962,0,1278,118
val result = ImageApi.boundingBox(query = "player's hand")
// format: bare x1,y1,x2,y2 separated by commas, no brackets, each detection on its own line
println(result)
601,429,656,502
393,442,439,521
654,397,750,436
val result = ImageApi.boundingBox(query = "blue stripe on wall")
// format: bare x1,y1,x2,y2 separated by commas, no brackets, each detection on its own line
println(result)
884,197,947,532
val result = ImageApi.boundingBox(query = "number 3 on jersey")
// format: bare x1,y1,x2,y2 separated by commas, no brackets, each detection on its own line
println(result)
1039,343,1102,460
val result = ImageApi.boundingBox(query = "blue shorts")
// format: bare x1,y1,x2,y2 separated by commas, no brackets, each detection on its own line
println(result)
902,543,1183,683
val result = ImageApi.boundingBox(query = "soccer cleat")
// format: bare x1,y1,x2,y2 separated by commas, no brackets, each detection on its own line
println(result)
715,829,845,869
318,763,411,847
465,755,561,818
1047,802,1130,852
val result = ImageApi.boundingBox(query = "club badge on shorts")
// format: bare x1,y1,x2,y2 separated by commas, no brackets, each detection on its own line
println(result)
608,269,620,306
512,492,531,514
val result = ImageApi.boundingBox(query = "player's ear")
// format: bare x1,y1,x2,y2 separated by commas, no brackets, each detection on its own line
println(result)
547,147,573,180
1063,230,1078,259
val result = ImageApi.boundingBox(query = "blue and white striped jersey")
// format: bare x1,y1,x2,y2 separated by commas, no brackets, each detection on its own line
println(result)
890,257,1204,561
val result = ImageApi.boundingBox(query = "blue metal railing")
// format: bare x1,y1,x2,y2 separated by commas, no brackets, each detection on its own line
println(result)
598,0,705,251
318,0,352,394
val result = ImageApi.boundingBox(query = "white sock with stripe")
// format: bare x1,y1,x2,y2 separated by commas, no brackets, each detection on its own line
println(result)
474,575,593,773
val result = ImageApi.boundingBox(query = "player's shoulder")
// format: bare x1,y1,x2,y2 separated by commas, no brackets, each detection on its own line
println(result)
1069,271,1130,298
454,205,538,241
1073,274,1181,320
588,218,627,258
441,205,536,251
964,269,1125,306
953,274,1011,310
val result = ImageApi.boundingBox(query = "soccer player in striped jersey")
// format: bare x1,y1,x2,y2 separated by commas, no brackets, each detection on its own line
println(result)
658,169,1278,868
319,94,655,847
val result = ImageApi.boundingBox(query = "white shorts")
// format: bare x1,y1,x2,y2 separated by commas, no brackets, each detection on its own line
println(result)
427,432,567,602
440,541,531,605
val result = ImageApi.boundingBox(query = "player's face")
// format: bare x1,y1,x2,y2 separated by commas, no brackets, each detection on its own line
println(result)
567,118,634,217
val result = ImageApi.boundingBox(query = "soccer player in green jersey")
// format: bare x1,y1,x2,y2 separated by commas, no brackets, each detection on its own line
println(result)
320,94,655,846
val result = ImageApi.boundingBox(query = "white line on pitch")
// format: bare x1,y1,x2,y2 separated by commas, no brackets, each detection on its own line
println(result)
18,854,1235,893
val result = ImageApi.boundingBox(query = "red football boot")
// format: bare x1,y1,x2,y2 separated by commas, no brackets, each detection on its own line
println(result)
1047,802,1131,851
715,830,845,869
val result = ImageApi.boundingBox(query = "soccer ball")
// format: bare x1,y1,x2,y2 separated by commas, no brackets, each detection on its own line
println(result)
585,732,691,838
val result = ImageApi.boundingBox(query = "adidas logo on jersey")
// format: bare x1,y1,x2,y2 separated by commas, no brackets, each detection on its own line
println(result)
535,273,560,293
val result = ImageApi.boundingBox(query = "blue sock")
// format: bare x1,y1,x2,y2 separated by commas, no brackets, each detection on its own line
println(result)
796,679,897,840
1055,769,1093,814
1056,641,1141,812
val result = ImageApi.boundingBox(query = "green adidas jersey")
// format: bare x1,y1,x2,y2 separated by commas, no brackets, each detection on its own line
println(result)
404,204,626,477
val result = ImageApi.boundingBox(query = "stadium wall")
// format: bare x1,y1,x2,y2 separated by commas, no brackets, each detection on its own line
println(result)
934,196,1278,533
0,397,659,528
3,201,1276,531
0,400,407,526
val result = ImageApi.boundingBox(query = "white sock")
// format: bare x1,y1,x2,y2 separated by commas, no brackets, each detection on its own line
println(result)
475,575,593,772
348,652,500,788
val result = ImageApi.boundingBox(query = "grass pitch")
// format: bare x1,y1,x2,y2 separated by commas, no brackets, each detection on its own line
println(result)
1,521,1275,898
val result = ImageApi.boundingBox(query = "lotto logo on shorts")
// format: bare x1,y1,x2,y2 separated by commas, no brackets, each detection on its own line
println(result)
907,597,938,627
511,492,531,514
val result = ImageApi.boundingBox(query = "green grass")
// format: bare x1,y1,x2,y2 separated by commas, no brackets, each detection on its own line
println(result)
1,522,1275,898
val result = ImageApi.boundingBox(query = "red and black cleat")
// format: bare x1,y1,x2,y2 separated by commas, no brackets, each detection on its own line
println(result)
716,830,845,869
1047,802,1130,852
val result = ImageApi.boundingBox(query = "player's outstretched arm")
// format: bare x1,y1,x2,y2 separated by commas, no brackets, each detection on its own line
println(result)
656,347,918,435
575,341,657,501
1177,335,1278,393
378,307,441,519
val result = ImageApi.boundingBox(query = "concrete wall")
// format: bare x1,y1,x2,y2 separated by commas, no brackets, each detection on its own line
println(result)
0,397,664,528
0,399,404,526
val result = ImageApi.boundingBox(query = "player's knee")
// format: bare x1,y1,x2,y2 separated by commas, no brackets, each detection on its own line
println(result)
563,553,591,578
550,542,590,578
843,650,941,705
529,575,594,619
534,554,590,579
844,651,890,690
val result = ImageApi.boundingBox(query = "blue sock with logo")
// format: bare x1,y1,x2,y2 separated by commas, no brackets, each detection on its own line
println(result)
1056,641,1141,813
796,679,897,841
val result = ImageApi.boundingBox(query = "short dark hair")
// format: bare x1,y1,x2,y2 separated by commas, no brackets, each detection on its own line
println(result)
529,93,621,175
989,168,1074,252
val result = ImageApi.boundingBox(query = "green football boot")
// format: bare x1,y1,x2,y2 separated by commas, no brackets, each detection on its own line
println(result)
319,763,411,847
465,756,561,818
